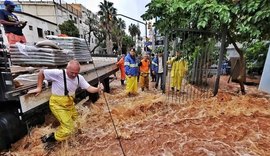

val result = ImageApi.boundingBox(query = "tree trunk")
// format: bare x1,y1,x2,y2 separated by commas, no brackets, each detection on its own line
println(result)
117,42,121,55
238,53,246,94
106,35,111,54
227,32,246,94
120,40,123,54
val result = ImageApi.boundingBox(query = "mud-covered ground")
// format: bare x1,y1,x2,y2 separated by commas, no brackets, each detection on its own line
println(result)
2,74,270,156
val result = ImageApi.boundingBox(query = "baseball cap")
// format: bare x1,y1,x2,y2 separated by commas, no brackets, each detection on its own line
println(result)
4,1,17,7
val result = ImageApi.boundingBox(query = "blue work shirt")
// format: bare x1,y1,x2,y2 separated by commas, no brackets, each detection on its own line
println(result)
124,53,139,76
0,9,23,35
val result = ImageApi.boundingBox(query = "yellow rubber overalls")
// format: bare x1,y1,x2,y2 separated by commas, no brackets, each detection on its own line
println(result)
168,57,188,91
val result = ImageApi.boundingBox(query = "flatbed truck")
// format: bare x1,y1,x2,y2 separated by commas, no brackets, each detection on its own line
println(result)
0,45,118,150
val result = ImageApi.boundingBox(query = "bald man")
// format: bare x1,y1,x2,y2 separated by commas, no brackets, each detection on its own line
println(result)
28,60,103,144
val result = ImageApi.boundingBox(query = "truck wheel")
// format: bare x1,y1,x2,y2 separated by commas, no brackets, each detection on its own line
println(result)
0,113,27,150
0,121,9,151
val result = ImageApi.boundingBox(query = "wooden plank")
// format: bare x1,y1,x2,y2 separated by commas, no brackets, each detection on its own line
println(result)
10,66,38,74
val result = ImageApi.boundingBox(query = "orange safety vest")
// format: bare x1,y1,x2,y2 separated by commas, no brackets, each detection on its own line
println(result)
116,57,126,80
140,59,150,73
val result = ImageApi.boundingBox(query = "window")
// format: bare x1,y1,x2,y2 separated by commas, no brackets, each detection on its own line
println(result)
69,15,72,19
92,38,94,43
79,20,82,24
51,31,54,35
74,17,77,23
37,28,43,38
29,25,33,30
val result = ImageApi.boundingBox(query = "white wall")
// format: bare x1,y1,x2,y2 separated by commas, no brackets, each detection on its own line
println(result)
16,13,58,44
0,12,58,45
21,3,57,23
259,45,270,94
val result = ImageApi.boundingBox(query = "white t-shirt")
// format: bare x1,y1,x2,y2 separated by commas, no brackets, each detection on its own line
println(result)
44,69,90,96
158,57,163,73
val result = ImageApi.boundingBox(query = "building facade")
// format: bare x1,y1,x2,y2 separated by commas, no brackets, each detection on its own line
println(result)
0,0,100,53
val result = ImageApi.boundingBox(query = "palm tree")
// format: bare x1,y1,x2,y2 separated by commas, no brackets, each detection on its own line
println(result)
114,18,126,54
128,24,140,42
97,0,117,54
111,18,126,55
117,18,126,31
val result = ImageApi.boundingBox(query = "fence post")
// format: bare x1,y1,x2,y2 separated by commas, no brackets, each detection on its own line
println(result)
214,27,227,96
162,33,169,93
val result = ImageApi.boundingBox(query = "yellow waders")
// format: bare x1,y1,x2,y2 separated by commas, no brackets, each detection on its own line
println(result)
171,75,184,91
126,76,138,94
49,94,78,141
139,73,149,89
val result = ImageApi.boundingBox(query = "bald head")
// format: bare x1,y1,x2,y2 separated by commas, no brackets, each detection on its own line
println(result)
66,60,80,79
67,60,80,68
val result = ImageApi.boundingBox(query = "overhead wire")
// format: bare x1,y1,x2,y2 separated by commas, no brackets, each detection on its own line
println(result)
84,36,126,156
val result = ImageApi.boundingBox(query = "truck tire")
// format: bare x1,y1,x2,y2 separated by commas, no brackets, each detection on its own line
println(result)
0,121,9,151
0,113,27,151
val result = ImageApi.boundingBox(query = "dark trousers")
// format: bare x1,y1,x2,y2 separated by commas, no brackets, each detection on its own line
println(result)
150,69,156,82
155,73,164,90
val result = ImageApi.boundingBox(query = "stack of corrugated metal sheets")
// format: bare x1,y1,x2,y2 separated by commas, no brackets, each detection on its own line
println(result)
46,36,92,63
9,43,74,66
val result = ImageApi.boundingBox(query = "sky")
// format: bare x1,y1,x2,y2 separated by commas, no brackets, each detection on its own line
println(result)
64,0,151,37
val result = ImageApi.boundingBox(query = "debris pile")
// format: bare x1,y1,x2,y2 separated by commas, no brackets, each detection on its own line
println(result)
47,36,92,63
10,42,73,66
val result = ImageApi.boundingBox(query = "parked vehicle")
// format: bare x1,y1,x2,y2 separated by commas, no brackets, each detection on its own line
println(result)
0,37,118,151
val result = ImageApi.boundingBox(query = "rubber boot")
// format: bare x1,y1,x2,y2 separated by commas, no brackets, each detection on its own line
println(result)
41,133,56,143
121,80,125,86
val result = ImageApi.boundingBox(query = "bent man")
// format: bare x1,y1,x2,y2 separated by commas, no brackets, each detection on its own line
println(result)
28,60,103,143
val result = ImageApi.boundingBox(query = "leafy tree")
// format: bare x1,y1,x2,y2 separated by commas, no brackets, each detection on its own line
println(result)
98,0,117,54
142,0,270,94
84,11,105,54
59,20,79,37
245,41,269,75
